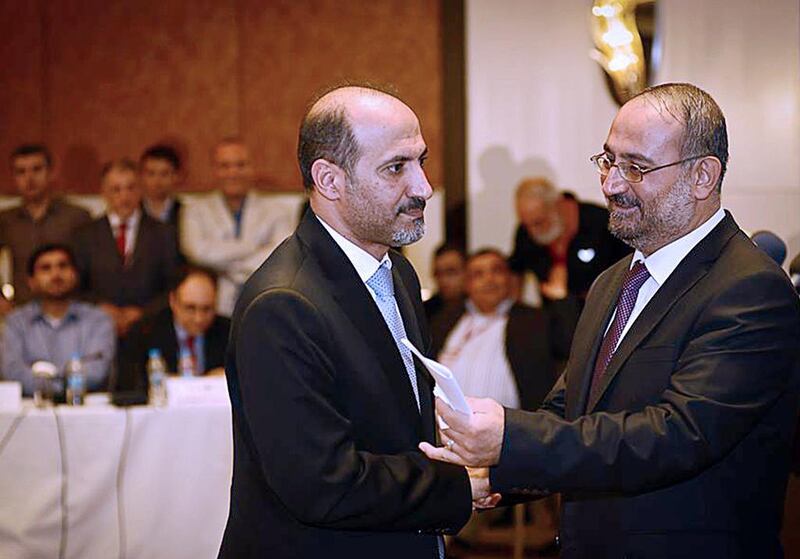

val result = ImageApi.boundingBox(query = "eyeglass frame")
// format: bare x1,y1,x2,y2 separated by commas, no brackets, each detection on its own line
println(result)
589,152,712,183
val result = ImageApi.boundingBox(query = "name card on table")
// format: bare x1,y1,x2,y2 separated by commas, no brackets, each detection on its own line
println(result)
165,377,229,407
0,381,22,411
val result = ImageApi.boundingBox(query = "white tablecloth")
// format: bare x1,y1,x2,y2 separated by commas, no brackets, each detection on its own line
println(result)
0,400,232,559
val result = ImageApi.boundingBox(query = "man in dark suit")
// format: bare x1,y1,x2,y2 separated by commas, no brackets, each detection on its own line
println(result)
121,266,229,390
431,248,577,412
509,178,630,303
139,144,183,228
422,83,800,558
218,86,474,559
71,159,180,337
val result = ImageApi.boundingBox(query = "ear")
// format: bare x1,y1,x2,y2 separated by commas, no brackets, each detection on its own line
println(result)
691,156,722,200
310,159,346,201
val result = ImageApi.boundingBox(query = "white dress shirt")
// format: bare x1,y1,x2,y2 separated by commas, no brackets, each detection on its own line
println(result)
613,207,726,348
438,299,520,409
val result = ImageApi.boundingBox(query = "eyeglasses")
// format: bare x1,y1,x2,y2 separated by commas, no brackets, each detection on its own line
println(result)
589,153,710,183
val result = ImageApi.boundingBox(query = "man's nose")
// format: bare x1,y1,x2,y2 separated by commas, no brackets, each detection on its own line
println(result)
601,166,628,198
408,166,433,200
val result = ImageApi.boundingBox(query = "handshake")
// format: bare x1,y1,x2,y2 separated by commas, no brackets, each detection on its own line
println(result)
419,397,506,510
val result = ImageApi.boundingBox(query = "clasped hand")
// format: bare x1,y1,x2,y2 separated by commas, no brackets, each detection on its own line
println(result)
419,397,505,509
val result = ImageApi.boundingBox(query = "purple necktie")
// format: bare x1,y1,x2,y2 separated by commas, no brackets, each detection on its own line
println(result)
589,261,651,400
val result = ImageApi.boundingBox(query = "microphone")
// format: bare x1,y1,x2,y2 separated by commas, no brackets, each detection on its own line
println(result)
750,231,787,266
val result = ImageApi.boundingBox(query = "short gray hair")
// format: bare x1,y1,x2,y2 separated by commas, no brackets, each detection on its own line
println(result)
633,83,728,191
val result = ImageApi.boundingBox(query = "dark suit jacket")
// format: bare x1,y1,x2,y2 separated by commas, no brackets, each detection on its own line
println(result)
218,211,472,559
509,201,630,301
430,300,578,411
71,213,180,316
117,307,230,391
491,213,800,558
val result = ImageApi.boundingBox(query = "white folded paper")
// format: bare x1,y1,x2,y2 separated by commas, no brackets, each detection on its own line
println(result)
165,377,230,407
401,338,472,415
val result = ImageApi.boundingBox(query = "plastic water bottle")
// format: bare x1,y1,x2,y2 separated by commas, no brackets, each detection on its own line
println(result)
178,347,196,377
65,353,85,406
147,348,168,407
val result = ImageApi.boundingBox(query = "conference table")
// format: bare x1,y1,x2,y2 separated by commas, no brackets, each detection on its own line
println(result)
0,398,233,559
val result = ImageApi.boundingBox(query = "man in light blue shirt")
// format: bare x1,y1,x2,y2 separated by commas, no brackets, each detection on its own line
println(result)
1,243,115,396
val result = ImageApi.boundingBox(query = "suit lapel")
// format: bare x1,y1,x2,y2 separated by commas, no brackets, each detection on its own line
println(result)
127,215,150,269
568,259,630,418
100,217,125,270
297,214,423,433
586,213,740,412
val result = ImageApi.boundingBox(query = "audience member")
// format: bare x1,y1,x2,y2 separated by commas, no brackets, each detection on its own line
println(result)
0,144,91,308
1,244,114,396
71,159,180,337
431,248,577,411
122,266,230,391
424,243,466,322
510,177,629,303
139,144,183,227
180,138,294,316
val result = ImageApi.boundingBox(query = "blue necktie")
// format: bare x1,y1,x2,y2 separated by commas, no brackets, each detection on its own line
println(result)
366,262,421,411
367,262,443,557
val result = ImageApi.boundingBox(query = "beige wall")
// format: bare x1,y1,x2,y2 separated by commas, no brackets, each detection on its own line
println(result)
466,0,800,262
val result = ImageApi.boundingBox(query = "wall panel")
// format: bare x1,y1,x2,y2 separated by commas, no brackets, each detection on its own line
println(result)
0,2,44,190
239,0,443,189
42,0,239,193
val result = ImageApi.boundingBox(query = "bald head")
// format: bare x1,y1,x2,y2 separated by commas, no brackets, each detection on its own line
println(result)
297,86,407,191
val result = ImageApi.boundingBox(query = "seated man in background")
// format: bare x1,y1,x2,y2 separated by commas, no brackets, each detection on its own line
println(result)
0,144,91,309
180,138,295,316
122,266,230,390
1,244,114,396
510,177,629,303
423,243,466,323
71,159,180,337
139,143,183,228
431,248,578,412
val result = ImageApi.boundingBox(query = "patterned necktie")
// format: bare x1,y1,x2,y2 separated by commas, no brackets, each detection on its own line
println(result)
589,261,651,400
368,263,440,557
116,222,127,263
366,262,420,411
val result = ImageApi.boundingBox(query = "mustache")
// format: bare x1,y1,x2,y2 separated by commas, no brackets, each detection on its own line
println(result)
607,193,640,208
397,197,426,215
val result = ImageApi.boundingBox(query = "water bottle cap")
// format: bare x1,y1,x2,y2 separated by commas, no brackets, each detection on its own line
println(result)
148,348,162,358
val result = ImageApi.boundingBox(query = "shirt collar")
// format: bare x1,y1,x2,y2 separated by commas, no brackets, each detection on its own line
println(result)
465,298,514,318
143,197,175,221
633,207,726,285
315,214,390,284
108,208,141,229
30,301,80,325
173,321,201,343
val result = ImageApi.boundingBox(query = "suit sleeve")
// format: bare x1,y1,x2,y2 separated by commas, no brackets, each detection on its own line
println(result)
236,288,472,531
491,270,800,495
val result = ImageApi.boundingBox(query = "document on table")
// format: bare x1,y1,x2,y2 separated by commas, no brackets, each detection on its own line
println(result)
400,338,472,415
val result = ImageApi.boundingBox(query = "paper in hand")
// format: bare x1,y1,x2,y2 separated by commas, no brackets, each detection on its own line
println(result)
401,338,472,415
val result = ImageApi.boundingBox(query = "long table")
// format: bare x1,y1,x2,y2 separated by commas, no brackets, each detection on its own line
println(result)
0,400,232,559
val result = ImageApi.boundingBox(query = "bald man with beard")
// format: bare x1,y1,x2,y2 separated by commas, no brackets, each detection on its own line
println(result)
218,86,477,559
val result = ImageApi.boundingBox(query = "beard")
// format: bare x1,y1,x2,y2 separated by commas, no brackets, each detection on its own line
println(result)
530,214,564,245
607,173,695,253
343,178,427,248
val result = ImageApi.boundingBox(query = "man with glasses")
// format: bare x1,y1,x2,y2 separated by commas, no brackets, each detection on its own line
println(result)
421,83,800,558
120,267,229,391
